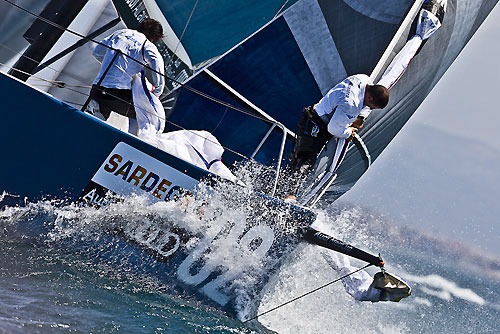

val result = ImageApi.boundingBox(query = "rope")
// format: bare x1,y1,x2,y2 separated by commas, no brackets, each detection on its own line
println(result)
242,263,372,323
274,0,291,19
168,0,199,68
0,0,276,127
29,78,91,89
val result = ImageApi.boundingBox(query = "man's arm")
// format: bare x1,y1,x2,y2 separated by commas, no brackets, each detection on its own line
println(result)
327,105,355,139
359,106,371,119
92,33,114,62
143,43,165,96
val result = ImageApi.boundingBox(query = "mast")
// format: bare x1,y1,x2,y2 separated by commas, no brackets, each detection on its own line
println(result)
8,0,88,82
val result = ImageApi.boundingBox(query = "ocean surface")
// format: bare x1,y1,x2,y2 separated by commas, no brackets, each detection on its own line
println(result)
1,192,499,334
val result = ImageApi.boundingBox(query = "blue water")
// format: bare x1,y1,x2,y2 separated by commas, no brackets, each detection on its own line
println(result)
1,199,499,334
0,202,256,334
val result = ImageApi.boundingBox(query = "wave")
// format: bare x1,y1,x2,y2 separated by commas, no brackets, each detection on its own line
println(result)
1,163,498,333
404,273,485,305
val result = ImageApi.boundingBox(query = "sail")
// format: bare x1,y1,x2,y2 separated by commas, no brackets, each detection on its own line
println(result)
109,0,299,94
32,0,302,104
111,0,299,67
159,0,415,167
322,0,499,202
152,0,498,204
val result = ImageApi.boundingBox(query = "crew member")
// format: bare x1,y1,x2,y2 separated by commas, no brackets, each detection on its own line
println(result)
289,74,389,177
90,18,165,120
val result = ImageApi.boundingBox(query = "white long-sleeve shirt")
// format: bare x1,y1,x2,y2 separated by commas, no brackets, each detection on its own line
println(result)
314,74,372,139
93,29,165,96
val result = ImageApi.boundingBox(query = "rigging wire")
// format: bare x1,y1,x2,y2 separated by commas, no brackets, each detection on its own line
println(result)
0,48,250,160
243,263,372,323
0,0,277,127
0,42,102,97
274,0,291,19
1,57,105,102
167,0,199,69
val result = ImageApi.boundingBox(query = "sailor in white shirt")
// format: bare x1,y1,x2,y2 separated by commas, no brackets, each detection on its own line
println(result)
90,18,165,120
289,74,389,177
315,74,379,139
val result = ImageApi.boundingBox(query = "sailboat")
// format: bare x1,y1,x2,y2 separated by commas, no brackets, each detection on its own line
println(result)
0,0,497,322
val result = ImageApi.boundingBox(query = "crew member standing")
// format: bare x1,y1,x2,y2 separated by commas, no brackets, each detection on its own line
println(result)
90,18,165,120
289,74,389,177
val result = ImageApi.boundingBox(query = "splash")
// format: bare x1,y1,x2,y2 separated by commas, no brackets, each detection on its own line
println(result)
2,165,498,333
405,273,486,305
0,161,314,323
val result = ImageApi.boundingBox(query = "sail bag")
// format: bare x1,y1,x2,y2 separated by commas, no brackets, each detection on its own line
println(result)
131,72,236,181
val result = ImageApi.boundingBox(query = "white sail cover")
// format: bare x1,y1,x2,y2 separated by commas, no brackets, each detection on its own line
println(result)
132,72,236,182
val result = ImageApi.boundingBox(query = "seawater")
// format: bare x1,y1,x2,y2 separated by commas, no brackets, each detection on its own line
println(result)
1,194,499,333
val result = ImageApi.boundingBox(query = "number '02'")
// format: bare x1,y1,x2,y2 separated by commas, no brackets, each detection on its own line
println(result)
177,223,275,305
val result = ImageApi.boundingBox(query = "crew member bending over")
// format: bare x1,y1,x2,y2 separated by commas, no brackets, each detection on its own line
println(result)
90,18,165,120
289,74,389,176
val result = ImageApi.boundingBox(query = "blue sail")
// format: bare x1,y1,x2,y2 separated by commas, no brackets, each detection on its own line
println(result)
161,0,414,166
158,0,498,202
151,0,298,65
111,0,299,92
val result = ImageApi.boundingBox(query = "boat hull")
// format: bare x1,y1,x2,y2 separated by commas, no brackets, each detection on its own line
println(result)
0,72,316,318
0,72,208,206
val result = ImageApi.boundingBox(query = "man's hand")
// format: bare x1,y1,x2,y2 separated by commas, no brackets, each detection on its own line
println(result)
351,116,364,130
347,127,358,142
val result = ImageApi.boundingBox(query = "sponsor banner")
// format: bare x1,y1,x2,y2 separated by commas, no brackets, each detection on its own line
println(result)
79,142,199,207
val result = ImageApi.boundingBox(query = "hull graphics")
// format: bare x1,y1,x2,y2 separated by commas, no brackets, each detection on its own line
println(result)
77,143,316,317
0,72,316,318
77,141,199,208
109,193,315,318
